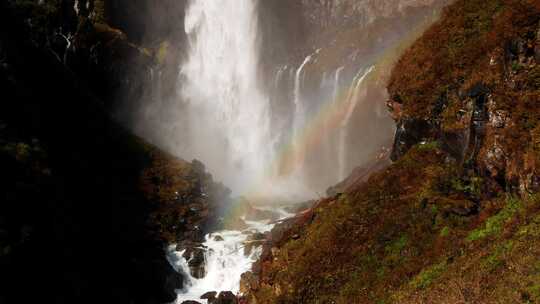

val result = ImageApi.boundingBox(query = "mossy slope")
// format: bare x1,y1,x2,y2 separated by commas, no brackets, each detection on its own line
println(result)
246,0,540,303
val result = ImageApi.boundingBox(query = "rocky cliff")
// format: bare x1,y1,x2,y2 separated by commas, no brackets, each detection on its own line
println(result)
257,0,450,189
243,0,540,303
0,1,228,303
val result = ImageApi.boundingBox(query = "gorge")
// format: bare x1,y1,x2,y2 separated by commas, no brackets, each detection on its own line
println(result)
1,0,539,304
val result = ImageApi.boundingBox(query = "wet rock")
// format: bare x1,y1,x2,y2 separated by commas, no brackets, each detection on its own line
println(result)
182,246,206,279
391,118,436,161
243,232,267,255
216,291,237,304
243,241,265,256
201,291,217,302
213,235,224,241
182,301,202,304
249,232,266,241
176,240,203,251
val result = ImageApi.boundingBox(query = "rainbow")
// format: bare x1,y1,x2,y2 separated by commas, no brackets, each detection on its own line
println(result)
242,65,379,201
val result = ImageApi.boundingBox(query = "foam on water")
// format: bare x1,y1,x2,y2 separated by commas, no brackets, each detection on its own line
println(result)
169,208,294,303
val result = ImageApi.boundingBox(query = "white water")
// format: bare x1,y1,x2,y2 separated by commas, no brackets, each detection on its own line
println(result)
179,0,272,195
338,66,374,180
292,54,313,168
274,65,288,90
169,208,293,303
332,67,345,103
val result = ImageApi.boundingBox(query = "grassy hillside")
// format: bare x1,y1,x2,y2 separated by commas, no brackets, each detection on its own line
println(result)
244,0,540,303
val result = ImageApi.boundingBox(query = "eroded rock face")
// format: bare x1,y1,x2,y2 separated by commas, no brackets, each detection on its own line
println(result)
298,0,447,36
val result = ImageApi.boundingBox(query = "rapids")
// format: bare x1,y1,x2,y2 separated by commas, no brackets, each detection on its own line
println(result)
168,208,293,303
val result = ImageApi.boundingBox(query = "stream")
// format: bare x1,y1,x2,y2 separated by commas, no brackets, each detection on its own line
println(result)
168,207,294,303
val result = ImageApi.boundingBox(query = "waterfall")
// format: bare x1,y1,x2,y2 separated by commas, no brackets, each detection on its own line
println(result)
274,65,288,90
332,67,345,102
292,54,313,164
338,66,374,180
179,0,271,194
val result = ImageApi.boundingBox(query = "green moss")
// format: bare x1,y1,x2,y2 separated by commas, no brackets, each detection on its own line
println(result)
525,261,540,301
385,235,408,255
467,197,522,241
440,226,450,237
517,213,540,238
482,240,514,272
410,261,447,289
416,141,440,151
512,61,523,72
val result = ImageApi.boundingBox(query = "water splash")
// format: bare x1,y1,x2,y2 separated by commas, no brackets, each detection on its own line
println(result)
180,0,272,195
169,208,294,303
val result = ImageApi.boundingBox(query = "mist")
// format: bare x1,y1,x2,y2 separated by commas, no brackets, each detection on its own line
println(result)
120,0,447,201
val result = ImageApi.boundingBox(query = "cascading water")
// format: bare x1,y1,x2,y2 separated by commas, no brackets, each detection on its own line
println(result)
179,0,272,195
169,208,293,303
338,66,374,180
332,67,345,102
291,54,313,168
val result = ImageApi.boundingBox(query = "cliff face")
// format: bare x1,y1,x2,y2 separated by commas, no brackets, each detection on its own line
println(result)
243,0,540,303
257,0,449,190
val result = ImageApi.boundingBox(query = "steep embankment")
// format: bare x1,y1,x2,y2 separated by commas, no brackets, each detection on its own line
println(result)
244,0,540,303
0,1,227,303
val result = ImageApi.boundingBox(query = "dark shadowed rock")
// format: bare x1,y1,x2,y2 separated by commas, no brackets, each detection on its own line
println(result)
201,291,217,303
182,301,202,304
182,246,206,279
391,118,436,161
216,291,237,304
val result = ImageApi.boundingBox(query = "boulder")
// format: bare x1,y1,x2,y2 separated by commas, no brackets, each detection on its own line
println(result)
182,301,202,304
213,235,224,241
182,246,207,279
201,291,217,303
216,291,237,304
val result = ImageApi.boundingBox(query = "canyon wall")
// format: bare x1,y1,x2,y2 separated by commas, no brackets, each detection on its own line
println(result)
258,0,450,191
